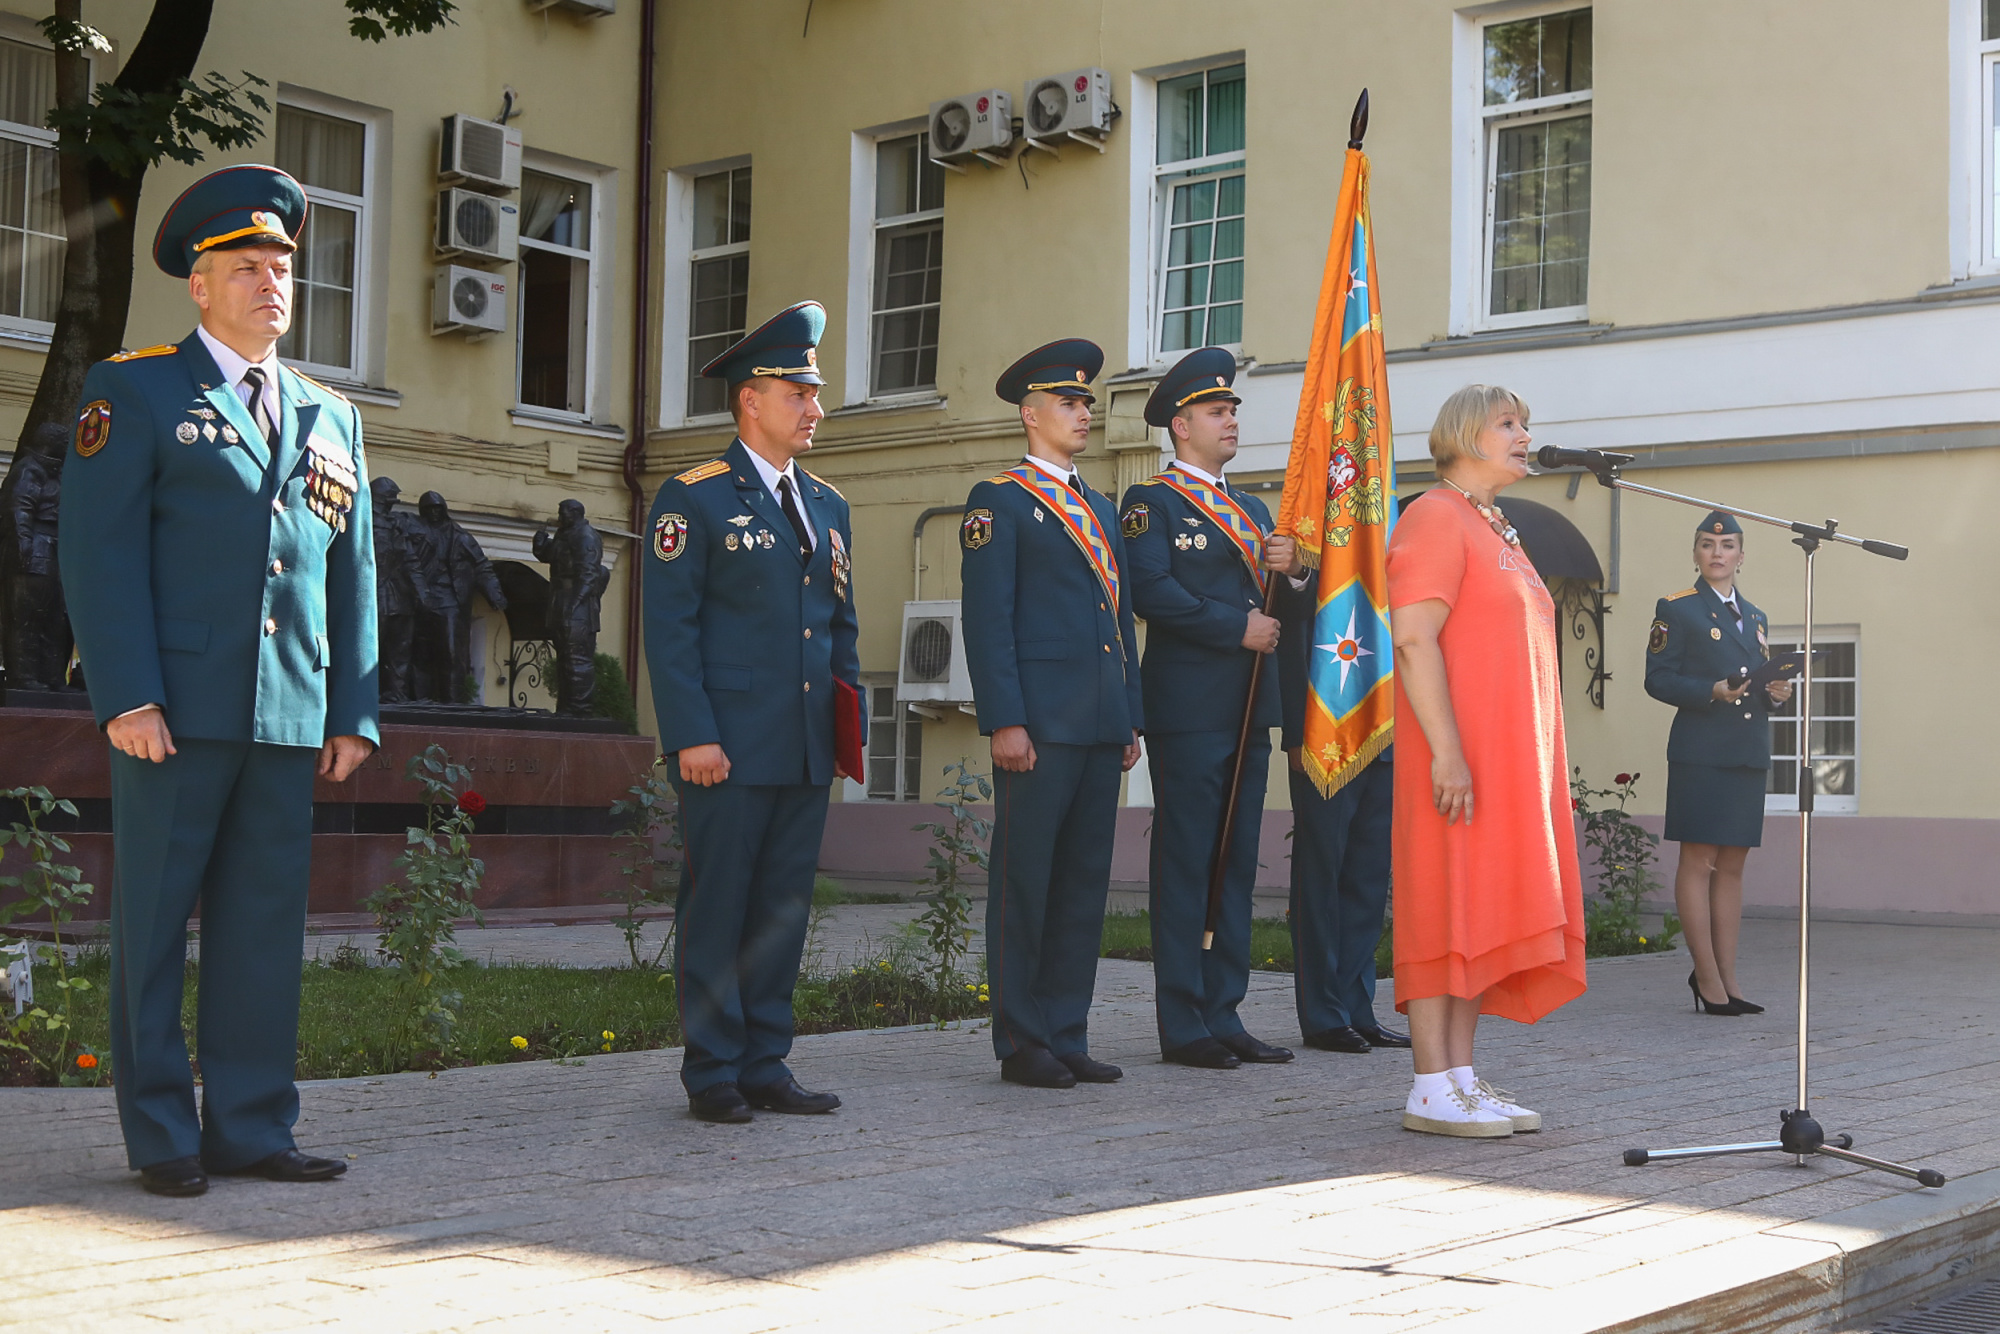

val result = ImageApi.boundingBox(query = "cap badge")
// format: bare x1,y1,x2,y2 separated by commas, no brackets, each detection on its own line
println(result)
1712,521,1724,532
1215,376,1225,386
1075,370,1085,381
805,347,818,367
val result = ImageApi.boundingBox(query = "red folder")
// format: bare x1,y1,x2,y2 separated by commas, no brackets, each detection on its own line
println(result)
833,677,866,782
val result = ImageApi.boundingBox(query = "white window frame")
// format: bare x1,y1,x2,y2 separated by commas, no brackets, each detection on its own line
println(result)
1950,0,2000,279
840,124,940,408
1147,58,1247,364
660,154,749,428
514,152,612,425
0,26,64,342
1764,627,1859,815
274,90,384,386
860,674,922,802
1450,1,1594,336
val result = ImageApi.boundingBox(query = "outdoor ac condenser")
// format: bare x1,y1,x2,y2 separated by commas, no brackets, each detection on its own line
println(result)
432,264,509,337
927,90,1012,165
435,188,520,262
896,600,974,704
438,113,523,192
1022,67,1114,143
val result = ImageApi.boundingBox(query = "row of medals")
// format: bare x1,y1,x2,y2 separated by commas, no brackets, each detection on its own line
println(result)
304,441,359,534
1174,532,1209,551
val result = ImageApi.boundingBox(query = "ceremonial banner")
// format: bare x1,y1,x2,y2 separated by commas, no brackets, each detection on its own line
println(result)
1276,141,1397,797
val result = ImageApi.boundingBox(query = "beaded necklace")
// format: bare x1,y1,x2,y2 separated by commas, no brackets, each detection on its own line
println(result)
1439,476,1522,548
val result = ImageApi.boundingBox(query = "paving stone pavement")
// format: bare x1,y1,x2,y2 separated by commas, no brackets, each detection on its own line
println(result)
6,917,1997,1331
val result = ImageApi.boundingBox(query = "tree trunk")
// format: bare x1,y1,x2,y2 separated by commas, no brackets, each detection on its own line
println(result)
8,0,216,471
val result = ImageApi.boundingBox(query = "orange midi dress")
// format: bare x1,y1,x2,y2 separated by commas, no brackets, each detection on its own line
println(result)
1386,489,1587,1023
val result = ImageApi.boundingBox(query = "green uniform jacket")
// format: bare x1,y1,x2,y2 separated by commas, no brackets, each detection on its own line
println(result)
57,332,380,748
1643,583,1774,769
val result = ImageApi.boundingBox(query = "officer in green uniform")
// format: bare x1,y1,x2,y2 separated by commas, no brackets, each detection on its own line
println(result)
643,301,864,1123
1118,347,1299,1069
961,339,1143,1090
58,165,378,1196
1644,509,1792,1016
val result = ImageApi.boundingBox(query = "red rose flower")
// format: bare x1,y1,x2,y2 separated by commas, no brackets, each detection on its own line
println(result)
1571,798,1582,811
1614,773,1633,785
458,791,488,816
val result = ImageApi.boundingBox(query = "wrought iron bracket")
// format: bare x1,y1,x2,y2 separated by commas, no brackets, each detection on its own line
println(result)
1553,579,1611,709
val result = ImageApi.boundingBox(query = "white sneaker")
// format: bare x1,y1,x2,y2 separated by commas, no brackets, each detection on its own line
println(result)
1467,1079,1542,1133
1403,1082,1515,1138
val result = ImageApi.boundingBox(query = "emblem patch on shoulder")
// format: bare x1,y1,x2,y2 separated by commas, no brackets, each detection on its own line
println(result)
653,512,689,562
1648,619,1670,655
1121,504,1148,538
74,400,111,457
961,509,994,550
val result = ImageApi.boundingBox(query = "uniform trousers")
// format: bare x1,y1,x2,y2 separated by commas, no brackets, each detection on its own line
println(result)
107,738,317,1170
1287,754,1392,1037
986,741,1122,1060
1145,729,1269,1052
672,779,829,1093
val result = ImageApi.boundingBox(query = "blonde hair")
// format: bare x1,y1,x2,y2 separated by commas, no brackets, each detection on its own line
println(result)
1428,384,1529,468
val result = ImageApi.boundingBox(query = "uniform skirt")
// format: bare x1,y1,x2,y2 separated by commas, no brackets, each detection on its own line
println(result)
1664,762,1767,848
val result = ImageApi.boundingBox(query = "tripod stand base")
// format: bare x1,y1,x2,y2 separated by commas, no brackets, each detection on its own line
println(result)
1623,1110,1946,1188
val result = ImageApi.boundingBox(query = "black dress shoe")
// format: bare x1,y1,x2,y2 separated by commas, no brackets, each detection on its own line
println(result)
689,1082,754,1123
1303,1026,1372,1054
1728,995,1765,1014
1163,1037,1242,1069
1001,1047,1077,1088
138,1156,208,1197
1056,1051,1123,1083
214,1149,347,1182
1355,1025,1412,1049
741,1076,841,1114
1218,1032,1294,1063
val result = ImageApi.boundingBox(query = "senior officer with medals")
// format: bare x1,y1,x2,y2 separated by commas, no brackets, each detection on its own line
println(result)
1644,510,1791,1017
58,165,377,1197
961,339,1143,1090
1118,348,1300,1069
643,301,863,1124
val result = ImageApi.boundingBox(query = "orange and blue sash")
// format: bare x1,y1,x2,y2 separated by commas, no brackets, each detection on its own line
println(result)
1154,465,1267,595
998,466,1122,611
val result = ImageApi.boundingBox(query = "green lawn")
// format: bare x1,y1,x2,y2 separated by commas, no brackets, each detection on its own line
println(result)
1099,909,1394,978
10,943,986,1087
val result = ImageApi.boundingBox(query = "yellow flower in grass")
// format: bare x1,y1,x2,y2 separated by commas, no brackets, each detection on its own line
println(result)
877,960,890,972
1639,936,1649,946
601,1030,615,1042
510,1036,528,1050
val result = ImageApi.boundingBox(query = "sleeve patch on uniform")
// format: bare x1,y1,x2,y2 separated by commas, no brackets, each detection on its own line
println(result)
1648,619,1670,654
74,400,111,457
1121,504,1148,538
653,512,689,561
961,509,993,550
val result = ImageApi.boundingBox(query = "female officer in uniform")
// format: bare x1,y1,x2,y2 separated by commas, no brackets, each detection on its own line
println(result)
1644,512,1793,1016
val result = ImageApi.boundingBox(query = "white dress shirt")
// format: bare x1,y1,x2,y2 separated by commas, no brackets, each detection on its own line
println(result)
740,441,816,550
1020,453,1085,491
196,324,282,430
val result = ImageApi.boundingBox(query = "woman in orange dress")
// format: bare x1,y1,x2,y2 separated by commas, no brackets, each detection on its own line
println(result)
1386,384,1587,1138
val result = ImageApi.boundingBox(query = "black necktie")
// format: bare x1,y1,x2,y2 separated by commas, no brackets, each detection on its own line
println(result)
240,366,277,447
1065,473,1084,496
777,474,812,559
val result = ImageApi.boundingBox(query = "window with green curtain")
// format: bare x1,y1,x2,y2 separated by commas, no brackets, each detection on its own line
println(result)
1156,62,1246,354
1481,10,1592,320
276,105,367,373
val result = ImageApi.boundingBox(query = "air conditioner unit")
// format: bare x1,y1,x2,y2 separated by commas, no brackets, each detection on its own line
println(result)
896,600,974,704
435,188,520,261
927,90,1012,166
432,264,509,337
1022,66,1114,145
527,0,613,13
438,113,523,192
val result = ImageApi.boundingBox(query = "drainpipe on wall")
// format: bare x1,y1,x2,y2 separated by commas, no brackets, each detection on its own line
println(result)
621,0,659,701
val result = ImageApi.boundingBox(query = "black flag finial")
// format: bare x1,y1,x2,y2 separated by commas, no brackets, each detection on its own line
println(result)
1348,89,1370,150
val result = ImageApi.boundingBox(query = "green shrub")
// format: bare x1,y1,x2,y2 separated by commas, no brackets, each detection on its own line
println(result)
591,653,639,732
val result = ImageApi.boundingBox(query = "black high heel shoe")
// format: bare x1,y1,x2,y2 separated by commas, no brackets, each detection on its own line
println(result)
1689,971,1745,1016
1728,994,1765,1014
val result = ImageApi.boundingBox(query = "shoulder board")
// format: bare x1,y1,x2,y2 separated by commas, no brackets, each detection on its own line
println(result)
1140,476,1164,486
1665,588,1698,601
674,458,731,485
289,367,351,404
801,468,845,501
107,344,176,363
983,473,1016,486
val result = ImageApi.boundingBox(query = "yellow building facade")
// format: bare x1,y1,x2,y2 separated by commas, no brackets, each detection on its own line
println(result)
1,1,1991,915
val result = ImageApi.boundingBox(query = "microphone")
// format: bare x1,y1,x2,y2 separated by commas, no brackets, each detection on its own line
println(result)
1535,445,1635,471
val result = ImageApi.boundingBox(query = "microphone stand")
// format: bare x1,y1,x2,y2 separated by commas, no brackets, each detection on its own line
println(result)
1546,451,1943,1190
